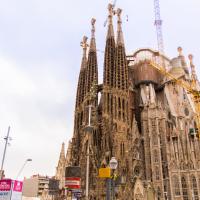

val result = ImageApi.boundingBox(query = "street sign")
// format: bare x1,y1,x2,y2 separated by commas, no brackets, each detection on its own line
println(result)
99,167,111,178
65,177,81,189
65,166,81,178
73,191,82,198
71,189,82,198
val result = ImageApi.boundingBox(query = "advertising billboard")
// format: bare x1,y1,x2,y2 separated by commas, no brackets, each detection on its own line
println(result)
11,180,23,200
0,179,23,200
0,179,12,200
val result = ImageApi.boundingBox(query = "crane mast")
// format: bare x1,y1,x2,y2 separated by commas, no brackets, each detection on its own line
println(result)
154,0,164,53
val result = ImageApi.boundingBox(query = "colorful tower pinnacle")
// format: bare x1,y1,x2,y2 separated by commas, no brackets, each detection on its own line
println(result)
86,18,98,99
75,36,88,108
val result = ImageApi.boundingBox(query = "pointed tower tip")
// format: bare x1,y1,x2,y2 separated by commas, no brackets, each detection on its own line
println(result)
177,46,183,56
59,142,65,160
80,36,88,49
108,3,113,15
107,3,115,24
106,3,115,38
61,142,65,152
177,46,188,73
188,54,194,63
188,54,195,69
80,36,88,69
91,18,96,38
117,8,122,18
116,8,124,46
188,54,197,82
89,18,96,52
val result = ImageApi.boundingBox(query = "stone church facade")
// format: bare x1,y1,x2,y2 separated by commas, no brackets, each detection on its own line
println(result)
56,4,200,200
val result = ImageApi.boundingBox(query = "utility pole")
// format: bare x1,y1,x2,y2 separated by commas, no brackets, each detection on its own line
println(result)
0,126,11,179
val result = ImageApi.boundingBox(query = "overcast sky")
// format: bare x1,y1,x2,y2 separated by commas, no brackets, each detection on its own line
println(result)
0,0,199,180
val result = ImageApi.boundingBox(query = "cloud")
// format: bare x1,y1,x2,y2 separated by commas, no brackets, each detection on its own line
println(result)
0,56,75,179
0,57,36,96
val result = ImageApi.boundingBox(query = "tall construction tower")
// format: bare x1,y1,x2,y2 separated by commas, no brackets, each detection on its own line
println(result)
154,0,164,53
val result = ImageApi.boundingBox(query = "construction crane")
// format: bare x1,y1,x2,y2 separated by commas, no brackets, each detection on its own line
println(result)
154,0,164,53
149,59,200,137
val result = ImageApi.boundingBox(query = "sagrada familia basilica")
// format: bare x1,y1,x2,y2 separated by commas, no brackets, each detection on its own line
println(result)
55,3,200,200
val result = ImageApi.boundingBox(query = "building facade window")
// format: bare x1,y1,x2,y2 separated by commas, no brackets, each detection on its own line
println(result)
118,97,121,119
181,176,189,200
172,175,181,196
157,187,161,200
152,133,158,146
155,167,160,180
191,175,199,200
153,150,159,163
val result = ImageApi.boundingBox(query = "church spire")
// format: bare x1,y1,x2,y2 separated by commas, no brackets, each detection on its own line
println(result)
189,54,196,77
102,3,116,118
177,47,189,74
80,36,88,70
59,142,65,161
114,8,128,90
189,54,198,83
107,3,115,39
113,8,129,123
86,19,98,96
90,18,96,52
116,8,124,46
103,3,115,87
75,36,88,108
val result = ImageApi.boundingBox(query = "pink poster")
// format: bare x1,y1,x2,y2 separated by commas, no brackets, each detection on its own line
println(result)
11,180,23,200
12,181,23,192
0,180,23,200
0,179,12,200
0,179,12,191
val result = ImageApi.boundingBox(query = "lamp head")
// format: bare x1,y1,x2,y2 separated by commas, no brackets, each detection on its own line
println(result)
109,157,118,170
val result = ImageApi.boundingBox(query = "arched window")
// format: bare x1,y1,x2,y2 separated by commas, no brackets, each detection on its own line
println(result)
181,176,189,200
152,133,158,145
111,96,113,114
126,101,128,121
153,150,159,163
107,93,110,113
118,97,121,119
191,175,199,200
122,99,125,122
114,97,117,119
157,187,161,200
155,167,160,180
172,175,180,196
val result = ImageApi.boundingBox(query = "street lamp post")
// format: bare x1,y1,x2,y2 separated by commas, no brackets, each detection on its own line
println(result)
0,126,11,180
109,157,118,200
85,80,97,200
85,105,93,200
16,158,32,180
